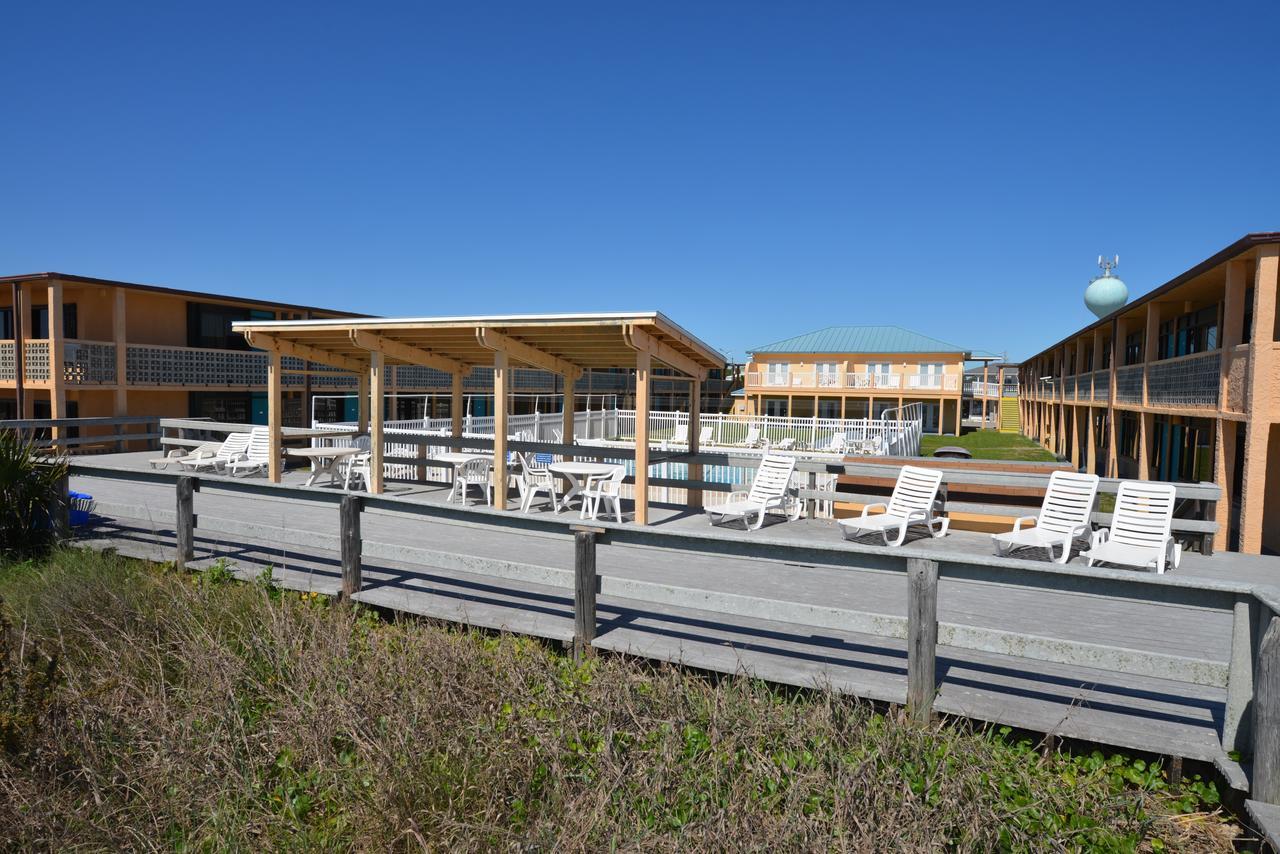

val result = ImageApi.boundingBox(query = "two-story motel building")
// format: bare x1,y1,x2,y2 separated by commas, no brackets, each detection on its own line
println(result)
0,273,742,442
1019,233,1280,555
737,326,980,435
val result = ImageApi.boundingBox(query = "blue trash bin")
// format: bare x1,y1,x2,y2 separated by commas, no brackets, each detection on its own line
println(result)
68,491,94,527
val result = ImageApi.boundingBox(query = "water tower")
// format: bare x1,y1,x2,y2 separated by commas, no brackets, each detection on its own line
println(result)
1084,255,1128,319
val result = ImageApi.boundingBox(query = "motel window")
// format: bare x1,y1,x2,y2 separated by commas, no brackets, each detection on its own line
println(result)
1158,306,1218,359
1124,332,1143,366
1242,286,1255,344
765,363,789,385
1100,343,1111,370
867,362,892,377
1083,349,1094,372
1118,414,1139,460
764,399,788,417
188,304,273,351
816,362,840,387
0,307,12,339
30,303,77,339
817,399,841,419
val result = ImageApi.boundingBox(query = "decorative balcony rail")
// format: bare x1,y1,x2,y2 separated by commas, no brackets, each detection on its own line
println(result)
906,374,958,391
0,342,13,382
23,341,50,382
1148,351,1220,408
62,341,118,385
1063,375,1077,399
1091,370,1110,403
126,344,275,387
1114,365,1144,405
845,372,902,390
1078,373,1093,400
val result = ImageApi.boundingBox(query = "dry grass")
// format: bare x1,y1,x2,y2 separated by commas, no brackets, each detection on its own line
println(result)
0,549,1239,851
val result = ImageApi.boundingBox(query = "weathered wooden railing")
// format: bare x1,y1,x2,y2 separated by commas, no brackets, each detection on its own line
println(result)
64,459,1274,806
0,416,162,452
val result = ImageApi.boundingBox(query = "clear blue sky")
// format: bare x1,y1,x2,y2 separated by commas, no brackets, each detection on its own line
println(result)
4,2,1278,362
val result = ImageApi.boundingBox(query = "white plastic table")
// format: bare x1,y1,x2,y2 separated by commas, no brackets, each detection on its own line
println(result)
548,461,624,512
286,446,361,487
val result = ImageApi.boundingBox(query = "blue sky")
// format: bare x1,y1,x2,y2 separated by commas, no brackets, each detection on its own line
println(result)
3,2,1278,362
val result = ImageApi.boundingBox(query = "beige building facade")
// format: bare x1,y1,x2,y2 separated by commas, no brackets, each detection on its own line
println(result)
1019,233,1280,555
738,326,974,435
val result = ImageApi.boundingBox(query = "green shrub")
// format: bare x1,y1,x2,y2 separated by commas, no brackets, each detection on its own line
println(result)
0,430,68,558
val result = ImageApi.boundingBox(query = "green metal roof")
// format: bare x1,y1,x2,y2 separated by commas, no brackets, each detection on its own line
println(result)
749,326,973,356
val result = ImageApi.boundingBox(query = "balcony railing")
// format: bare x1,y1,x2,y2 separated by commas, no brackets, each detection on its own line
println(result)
1091,370,1110,403
1114,365,1143,405
126,344,277,387
63,340,117,385
845,372,902,390
1063,375,1077,400
0,342,13,382
745,371,959,392
1148,351,1220,408
24,341,50,382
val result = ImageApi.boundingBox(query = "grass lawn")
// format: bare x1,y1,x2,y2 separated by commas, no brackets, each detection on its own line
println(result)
920,430,1058,462
0,548,1237,850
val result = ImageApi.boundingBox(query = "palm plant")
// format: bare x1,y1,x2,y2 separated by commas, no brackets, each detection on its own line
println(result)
0,430,69,557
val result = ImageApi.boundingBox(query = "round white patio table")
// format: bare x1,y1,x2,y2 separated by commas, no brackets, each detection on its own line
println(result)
286,446,361,487
547,461,624,513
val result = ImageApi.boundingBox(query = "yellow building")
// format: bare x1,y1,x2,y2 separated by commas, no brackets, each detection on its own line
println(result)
1019,233,1280,555
739,326,978,434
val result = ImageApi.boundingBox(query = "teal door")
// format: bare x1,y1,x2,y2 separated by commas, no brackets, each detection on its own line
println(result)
251,392,268,425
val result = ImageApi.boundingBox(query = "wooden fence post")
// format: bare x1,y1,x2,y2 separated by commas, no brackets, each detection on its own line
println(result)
806,471,817,519
175,476,196,569
49,470,70,542
907,557,940,725
340,495,362,599
1254,615,1280,805
572,526,602,662
1223,596,1259,753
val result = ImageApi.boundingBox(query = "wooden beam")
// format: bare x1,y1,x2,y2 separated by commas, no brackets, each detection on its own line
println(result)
357,372,370,434
244,330,366,374
624,324,709,380
350,329,467,375
369,352,385,494
688,379,702,509
562,375,575,447
635,350,651,525
451,371,464,438
494,349,510,508
267,350,283,483
476,327,584,380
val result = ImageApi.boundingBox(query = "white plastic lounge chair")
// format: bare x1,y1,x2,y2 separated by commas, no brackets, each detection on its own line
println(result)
449,457,492,505
992,471,1099,563
580,466,626,523
149,442,220,470
1082,481,1181,573
706,451,798,530
820,432,847,455
698,425,713,446
838,465,949,546
186,432,253,474
734,425,763,448
775,437,796,451
516,452,559,513
226,427,272,477
668,424,689,445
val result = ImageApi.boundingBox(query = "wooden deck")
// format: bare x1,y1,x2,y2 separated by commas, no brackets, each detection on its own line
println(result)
68,452,1280,792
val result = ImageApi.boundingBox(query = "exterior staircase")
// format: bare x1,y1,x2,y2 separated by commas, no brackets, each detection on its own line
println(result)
998,398,1020,433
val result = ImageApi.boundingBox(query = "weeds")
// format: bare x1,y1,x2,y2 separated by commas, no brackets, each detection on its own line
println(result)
0,549,1239,850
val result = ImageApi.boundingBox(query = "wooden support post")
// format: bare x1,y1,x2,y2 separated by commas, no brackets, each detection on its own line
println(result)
906,557,939,725
369,352,385,494
267,350,283,483
357,372,370,434
688,379,702,509
1166,755,1183,794
572,526,601,662
113,287,128,451
806,471,817,519
450,371,463,440
48,469,70,542
175,476,196,569
562,374,575,448
493,350,509,508
1224,596,1260,753
340,495,363,599
1255,616,1280,805
634,351,651,525
46,280,65,442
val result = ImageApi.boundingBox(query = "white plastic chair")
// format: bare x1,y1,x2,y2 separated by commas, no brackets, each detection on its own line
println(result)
775,437,796,451
992,471,1099,563
226,427,272,477
668,423,689,445
516,453,559,513
822,432,848,455
698,425,714,446
1082,481,1181,573
838,465,949,546
449,458,492,505
734,425,763,448
187,432,253,474
706,451,799,530
580,466,626,523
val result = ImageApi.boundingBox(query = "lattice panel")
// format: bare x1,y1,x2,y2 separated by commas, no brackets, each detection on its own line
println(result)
1148,353,1220,408
1114,365,1143,405
0,342,14,381
127,346,269,386
23,342,50,382
63,342,117,385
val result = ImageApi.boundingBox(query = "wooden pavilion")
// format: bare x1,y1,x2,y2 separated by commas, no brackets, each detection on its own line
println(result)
232,312,726,524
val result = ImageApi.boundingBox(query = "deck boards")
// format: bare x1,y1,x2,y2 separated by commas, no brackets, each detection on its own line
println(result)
66,454,1280,785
